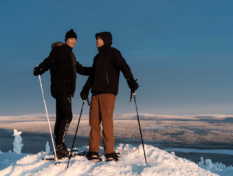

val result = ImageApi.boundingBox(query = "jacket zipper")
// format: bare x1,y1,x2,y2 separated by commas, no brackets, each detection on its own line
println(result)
106,73,109,85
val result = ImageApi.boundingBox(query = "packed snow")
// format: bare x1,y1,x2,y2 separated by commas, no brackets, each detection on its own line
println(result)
1,144,230,176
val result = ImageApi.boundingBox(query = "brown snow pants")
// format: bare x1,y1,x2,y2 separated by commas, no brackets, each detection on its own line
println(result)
89,93,116,155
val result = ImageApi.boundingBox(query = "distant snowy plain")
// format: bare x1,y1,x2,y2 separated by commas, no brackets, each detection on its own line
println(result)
0,114,233,175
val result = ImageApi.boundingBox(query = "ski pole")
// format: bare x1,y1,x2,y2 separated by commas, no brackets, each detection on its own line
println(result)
38,74,59,164
130,91,147,165
67,100,85,169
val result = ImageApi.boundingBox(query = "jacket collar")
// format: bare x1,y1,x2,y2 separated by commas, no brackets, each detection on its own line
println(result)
65,43,73,51
97,44,111,54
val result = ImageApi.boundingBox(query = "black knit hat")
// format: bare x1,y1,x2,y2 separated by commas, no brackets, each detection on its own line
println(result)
65,29,77,41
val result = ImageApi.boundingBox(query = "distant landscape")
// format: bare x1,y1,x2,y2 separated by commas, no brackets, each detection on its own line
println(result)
1,113,233,167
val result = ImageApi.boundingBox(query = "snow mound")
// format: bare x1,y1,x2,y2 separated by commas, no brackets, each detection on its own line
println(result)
0,144,218,176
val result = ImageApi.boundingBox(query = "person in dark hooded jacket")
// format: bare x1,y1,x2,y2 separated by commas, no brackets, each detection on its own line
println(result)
80,32,138,161
33,29,92,158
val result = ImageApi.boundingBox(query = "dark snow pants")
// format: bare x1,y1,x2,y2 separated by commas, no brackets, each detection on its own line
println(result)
54,92,73,147
89,93,116,155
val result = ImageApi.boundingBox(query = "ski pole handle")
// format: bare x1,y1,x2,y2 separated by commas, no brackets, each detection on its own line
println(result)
129,79,137,102
130,90,133,102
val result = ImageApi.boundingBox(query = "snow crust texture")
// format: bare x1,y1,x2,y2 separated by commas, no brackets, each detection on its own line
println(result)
0,144,218,176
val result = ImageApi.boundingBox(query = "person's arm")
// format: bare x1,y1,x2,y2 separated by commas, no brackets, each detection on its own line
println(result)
82,56,97,91
76,61,92,76
112,49,134,81
80,75,92,100
34,47,60,76
112,49,138,91
80,56,97,100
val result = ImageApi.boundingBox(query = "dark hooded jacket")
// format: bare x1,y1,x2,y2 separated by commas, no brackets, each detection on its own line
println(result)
82,32,134,96
37,42,91,98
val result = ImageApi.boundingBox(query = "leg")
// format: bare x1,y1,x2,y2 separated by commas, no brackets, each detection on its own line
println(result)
54,95,62,147
56,92,73,146
89,95,101,153
99,93,116,155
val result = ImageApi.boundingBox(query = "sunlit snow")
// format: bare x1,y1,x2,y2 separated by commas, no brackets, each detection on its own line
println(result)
1,144,233,176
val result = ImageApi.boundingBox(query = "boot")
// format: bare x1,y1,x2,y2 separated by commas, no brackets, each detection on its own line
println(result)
56,143,70,158
86,151,102,162
105,151,120,162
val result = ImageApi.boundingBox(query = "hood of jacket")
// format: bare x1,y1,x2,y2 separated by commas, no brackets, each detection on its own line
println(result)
51,42,73,50
51,42,65,49
95,32,112,46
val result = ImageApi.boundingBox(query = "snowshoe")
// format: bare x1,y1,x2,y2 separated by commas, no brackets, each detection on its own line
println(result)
86,151,102,162
70,148,78,152
42,151,86,161
105,151,120,162
77,151,87,156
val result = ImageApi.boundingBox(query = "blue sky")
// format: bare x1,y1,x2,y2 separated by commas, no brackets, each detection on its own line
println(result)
0,0,233,116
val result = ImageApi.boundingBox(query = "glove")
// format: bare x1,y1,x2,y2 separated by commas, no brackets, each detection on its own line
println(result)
127,78,139,92
80,89,89,101
33,67,42,76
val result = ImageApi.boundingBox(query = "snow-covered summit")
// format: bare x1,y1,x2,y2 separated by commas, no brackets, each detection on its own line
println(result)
0,144,225,176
